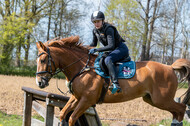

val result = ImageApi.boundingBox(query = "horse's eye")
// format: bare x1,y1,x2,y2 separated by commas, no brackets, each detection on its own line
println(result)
41,59,45,64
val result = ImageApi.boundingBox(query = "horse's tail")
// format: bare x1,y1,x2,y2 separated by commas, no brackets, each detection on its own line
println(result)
171,58,190,104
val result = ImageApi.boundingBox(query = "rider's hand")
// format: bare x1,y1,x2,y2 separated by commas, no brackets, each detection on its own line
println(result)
89,48,97,54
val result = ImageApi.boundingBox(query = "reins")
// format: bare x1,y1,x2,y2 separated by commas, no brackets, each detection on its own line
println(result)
54,55,88,75
36,46,88,77
68,53,92,94
36,46,93,95
56,54,92,95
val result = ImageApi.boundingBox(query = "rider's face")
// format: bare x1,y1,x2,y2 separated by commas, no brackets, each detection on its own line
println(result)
93,20,103,29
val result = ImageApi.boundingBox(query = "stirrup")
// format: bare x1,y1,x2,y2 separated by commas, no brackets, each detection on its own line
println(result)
109,83,121,94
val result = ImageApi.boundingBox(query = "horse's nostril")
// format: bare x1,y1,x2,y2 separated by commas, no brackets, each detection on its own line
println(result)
39,82,42,86
38,82,44,88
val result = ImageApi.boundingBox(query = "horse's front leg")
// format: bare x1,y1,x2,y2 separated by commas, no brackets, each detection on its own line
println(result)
68,97,93,126
60,95,78,123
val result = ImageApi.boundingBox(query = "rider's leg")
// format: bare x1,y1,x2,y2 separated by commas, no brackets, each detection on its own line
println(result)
104,42,129,94
105,57,121,94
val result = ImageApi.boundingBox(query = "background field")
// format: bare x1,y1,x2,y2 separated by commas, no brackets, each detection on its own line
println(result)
0,75,187,126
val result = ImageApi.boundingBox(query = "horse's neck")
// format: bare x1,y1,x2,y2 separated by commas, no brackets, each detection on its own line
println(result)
58,48,88,81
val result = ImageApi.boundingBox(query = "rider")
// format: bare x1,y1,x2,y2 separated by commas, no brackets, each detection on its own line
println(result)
89,11,129,94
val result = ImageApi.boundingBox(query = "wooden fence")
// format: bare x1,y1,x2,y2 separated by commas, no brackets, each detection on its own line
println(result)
22,86,102,126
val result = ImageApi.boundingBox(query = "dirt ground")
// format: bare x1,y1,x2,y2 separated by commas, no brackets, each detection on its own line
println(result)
0,75,187,126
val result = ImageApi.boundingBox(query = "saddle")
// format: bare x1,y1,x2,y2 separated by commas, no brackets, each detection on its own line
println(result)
99,52,131,75
94,52,136,103
94,52,136,79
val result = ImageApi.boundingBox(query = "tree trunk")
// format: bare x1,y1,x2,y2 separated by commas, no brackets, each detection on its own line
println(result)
5,0,11,16
47,0,54,40
146,0,158,60
1,44,14,66
16,40,21,67
58,0,65,37
24,34,30,66
140,0,150,61
171,0,178,63
1,0,12,66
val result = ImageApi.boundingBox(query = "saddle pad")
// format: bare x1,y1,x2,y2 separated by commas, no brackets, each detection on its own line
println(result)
94,53,136,79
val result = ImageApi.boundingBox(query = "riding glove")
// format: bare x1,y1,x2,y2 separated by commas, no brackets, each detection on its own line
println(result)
89,48,97,54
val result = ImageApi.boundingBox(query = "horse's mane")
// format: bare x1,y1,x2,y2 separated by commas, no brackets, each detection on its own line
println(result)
45,36,89,52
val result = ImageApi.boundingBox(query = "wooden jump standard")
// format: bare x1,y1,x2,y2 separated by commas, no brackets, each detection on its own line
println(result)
22,86,102,126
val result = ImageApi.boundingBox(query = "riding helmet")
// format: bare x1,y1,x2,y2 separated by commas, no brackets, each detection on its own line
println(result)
91,11,105,22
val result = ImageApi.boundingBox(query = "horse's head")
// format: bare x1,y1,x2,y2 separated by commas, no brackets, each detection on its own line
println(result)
36,41,56,88
35,36,92,88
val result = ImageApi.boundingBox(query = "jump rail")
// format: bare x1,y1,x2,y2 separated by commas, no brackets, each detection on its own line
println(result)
22,86,102,126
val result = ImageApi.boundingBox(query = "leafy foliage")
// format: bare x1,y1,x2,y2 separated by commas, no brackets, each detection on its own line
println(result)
0,12,34,66
105,0,142,60
0,0,87,68
0,65,65,79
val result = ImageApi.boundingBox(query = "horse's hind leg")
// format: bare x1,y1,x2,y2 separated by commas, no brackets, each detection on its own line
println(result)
143,93,186,122
60,95,78,122
167,101,186,122
163,101,185,126
152,96,186,122
142,94,181,119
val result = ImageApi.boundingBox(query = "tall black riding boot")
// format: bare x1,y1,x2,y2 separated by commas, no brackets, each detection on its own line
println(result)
106,60,121,94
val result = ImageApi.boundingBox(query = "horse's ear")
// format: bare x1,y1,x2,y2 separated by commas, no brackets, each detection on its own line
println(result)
71,36,79,43
36,41,47,51
49,41,61,47
36,42,40,49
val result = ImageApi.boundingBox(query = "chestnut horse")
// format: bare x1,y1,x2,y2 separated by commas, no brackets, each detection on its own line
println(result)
36,36,190,126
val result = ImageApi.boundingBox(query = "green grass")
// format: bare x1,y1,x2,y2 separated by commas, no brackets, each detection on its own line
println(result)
102,121,109,126
151,119,190,126
0,111,22,126
32,114,44,122
1,110,190,126
0,111,109,126
178,82,189,89
0,111,45,126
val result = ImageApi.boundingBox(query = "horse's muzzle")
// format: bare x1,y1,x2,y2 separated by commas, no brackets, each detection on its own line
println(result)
36,76,49,88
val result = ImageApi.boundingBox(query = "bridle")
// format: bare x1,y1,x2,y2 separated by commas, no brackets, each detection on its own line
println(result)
36,45,97,94
36,46,90,82
36,47,56,77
